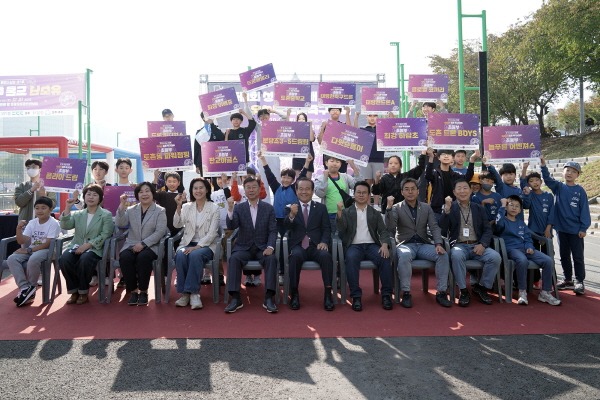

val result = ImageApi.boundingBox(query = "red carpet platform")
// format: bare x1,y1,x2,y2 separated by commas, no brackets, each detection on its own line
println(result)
1,270,599,341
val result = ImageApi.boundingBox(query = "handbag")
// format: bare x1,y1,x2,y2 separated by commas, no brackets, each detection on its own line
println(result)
330,177,354,208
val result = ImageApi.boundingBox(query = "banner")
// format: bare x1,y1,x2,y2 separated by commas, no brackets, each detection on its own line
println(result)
317,82,356,107
41,157,86,193
139,136,194,172
201,140,247,177
239,63,277,92
360,88,399,114
376,118,428,151
0,73,86,116
260,121,311,157
408,74,449,102
272,83,311,109
147,121,186,138
427,113,480,150
199,87,239,118
320,121,373,167
483,125,541,163
103,186,138,216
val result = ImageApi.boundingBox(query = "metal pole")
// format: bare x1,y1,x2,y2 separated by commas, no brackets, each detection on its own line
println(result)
457,0,466,113
400,64,406,116
78,100,83,158
86,69,93,171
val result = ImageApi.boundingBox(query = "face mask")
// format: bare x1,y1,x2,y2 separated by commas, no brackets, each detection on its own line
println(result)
27,168,40,178
481,184,493,191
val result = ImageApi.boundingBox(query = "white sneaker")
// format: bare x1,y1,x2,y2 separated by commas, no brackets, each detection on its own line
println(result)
37,277,43,286
89,276,99,286
517,290,528,305
253,275,262,286
190,294,203,310
538,290,561,306
175,294,190,307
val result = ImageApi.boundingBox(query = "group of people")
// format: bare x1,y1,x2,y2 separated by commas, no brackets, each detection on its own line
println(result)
4,102,591,315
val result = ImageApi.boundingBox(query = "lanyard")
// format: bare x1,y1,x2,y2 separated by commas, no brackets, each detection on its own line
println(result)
459,203,471,226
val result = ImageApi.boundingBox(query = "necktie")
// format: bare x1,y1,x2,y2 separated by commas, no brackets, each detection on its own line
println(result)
302,203,310,249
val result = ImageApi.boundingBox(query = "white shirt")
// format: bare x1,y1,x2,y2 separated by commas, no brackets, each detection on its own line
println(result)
352,206,374,245
23,217,61,248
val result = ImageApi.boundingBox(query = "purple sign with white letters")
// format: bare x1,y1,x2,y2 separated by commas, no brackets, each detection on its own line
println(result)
201,140,247,177
376,118,428,151
199,87,240,118
147,121,187,138
273,83,312,109
0,74,86,116
239,63,277,92
427,113,480,150
103,186,138,216
361,88,400,114
483,125,541,163
139,136,194,172
408,74,449,102
260,121,311,157
320,121,373,167
317,82,356,107
41,157,86,193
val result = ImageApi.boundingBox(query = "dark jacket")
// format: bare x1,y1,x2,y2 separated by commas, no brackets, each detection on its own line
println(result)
439,201,492,248
426,162,474,213
284,201,332,249
372,154,426,212
337,204,391,250
226,200,277,251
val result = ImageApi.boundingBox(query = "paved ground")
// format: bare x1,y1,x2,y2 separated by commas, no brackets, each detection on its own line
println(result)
1,236,599,398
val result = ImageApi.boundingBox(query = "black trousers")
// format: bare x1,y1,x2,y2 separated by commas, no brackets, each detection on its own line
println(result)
60,250,101,294
120,247,157,292
288,244,334,292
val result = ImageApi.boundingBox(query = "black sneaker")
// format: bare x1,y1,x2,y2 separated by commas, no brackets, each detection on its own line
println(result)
556,280,575,290
138,292,149,305
573,281,585,295
472,284,493,305
127,292,139,306
401,291,413,308
117,278,126,288
435,291,452,308
16,286,36,307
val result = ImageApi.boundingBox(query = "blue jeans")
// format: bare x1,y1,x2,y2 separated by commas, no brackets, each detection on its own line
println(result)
450,244,501,290
507,248,553,291
345,243,392,298
557,231,585,283
396,242,450,292
175,243,213,294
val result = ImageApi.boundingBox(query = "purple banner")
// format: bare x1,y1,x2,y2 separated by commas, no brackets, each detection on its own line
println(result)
201,140,247,177
0,74,86,116
408,74,449,102
239,63,277,92
483,125,541,163
139,136,194,172
360,88,400,114
41,157,87,193
317,83,356,107
260,121,311,157
199,87,240,118
103,186,138,216
320,121,373,167
376,118,428,151
427,113,480,150
147,121,187,138
273,83,312,109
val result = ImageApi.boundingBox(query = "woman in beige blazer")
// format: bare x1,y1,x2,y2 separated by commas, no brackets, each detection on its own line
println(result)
173,177,220,309
116,182,167,306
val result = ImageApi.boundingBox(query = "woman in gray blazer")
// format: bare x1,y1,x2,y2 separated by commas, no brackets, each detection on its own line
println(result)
116,182,167,306
173,177,220,310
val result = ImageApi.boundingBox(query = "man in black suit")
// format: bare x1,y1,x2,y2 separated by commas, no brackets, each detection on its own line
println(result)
285,177,335,311
225,176,278,313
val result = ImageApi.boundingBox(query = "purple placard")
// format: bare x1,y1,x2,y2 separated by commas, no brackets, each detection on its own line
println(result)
483,125,541,163
408,74,449,102
139,136,194,172
320,121,374,167
427,113,480,150
317,82,356,107
199,87,240,118
41,157,86,193
376,118,428,151
260,121,311,157
103,186,138,216
147,121,187,138
272,83,312,109
201,140,247,177
361,88,400,114
239,63,277,92
0,74,86,117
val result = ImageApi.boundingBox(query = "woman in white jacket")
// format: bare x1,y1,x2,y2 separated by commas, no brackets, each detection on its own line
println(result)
173,177,220,309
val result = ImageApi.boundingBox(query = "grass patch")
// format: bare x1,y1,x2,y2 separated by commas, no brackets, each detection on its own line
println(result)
578,160,600,199
542,130,600,160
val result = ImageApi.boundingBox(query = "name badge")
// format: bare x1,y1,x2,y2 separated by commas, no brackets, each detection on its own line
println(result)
463,228,470,237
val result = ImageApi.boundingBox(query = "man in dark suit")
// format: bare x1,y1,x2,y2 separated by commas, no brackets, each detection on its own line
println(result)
439,179,501,306
336,181,393,311
285,177,335,311
225,176,278,313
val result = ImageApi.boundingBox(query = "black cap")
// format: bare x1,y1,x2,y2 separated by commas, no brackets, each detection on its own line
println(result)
162,109,173,117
